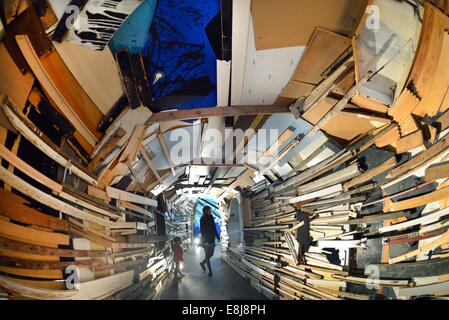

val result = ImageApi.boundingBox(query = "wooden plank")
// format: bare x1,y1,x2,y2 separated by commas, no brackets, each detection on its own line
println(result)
413,30,449,117
88,127,126,171
15,35,99,148
106,187,157,207
257,128,295,165
280,81,315,99
396,130,424,154
128,53,153,108
76,270,134,300
385,187,449,212
0,189,68,232
0,276,78,300
0,219,69,248
119,125,145,163
119,201,153,218
1,95,97,185
0,265,62,280
290,28,352,85
386,134,449,179
389,230,449,264
0,165,111,227
146,105,290,124
343,156,397,190
158,133,176,176
366,257,449,279
87,186,110,202
425,161,449,181
52,40,124,115
0,237,108,258
0,42,34,109
306,71,373,137
140,144,162,183
251,0,366,50
0,143,63,193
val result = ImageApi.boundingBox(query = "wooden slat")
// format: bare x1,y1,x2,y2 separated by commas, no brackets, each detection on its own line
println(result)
0,219,69,248
0,143,62,193
146,105,290,124
15,35,99,148
1,95,97,185
88,127,126,171
158,133,176,176
0,275,78,300
0,165,111,227
0,189,68,232
106,186,157,207
343,156,397,190
0,237,109,258
385,187,449,212
139,144,162,183
425,161,449,181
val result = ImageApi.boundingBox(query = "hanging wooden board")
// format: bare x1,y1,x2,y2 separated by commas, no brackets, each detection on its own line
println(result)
1,6,52,74
53,41,124,116
15,35,100,148
0,42,34,111
251,0,366,50
290,28,352,85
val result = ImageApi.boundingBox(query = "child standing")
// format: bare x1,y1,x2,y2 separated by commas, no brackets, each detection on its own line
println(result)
171,237,185,278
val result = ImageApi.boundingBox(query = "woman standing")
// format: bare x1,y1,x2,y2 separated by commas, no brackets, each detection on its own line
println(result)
199,206,219,277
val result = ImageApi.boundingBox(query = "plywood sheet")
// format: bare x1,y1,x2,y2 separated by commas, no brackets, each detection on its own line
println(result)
290,28,352,85
280,81,315,99
251,0,366,50
0,42,34,109
303,97,389,140
53,41,124,115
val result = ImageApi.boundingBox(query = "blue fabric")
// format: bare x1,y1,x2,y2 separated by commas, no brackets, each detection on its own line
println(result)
142,0,219,112
109,0,158,54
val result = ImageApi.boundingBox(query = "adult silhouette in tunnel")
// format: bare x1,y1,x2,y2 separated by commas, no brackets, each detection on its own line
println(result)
199,205,220,277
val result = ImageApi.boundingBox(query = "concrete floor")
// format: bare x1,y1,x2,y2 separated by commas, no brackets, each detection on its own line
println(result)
160,246,268,300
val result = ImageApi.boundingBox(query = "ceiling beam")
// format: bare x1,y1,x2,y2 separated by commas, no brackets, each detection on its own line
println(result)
146,105,290,124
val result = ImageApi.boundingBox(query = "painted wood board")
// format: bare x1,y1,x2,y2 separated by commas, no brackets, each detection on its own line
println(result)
65,0,143,51
251,0,366,50
53,40,124,115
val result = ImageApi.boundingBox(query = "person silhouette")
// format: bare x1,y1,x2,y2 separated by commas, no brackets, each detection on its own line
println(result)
199,206,219,277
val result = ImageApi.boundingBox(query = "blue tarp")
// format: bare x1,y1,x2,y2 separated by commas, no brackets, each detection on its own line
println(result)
141,0,219,112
